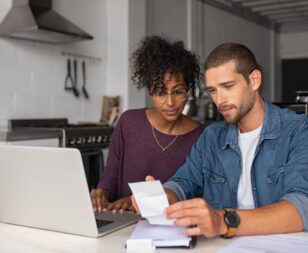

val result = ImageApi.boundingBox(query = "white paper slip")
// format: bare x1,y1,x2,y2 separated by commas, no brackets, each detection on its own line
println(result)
127,219,192,248
218,234,308,253
128,180,174,225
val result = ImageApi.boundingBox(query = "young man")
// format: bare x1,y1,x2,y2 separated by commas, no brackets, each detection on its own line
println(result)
138,43,308,238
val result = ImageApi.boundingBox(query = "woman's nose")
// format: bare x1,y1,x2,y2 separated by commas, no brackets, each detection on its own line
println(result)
166,92,176,106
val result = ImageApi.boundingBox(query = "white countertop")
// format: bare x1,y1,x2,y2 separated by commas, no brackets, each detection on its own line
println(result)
1,222,307,253
0,222,233,253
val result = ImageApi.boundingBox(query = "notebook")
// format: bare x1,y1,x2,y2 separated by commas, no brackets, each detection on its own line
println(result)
0,145,140,237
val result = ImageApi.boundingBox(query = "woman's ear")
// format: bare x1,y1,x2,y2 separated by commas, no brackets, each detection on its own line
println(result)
249,69,262,91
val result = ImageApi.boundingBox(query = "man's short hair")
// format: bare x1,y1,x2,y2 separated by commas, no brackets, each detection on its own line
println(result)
204,43,262,83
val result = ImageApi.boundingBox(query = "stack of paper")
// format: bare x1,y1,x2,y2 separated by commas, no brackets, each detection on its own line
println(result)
127,219,192,248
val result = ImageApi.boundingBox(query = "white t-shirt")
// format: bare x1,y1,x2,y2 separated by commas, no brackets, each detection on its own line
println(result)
237,124,262,209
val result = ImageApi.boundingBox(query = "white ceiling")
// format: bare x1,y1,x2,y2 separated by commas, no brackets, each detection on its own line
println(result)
204,0,308,33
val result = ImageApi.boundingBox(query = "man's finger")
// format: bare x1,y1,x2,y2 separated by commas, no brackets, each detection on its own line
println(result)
174,216,200,227
145,175,155,181
185,226,202,236
166,198,208,215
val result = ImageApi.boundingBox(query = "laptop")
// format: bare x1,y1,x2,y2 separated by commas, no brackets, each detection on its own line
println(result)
0,145,140,237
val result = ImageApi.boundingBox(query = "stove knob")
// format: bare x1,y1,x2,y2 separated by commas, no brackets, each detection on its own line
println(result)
103,135,108,143
96,136,102,143
86,136,92,144
76,137,83,145
69,138,76,146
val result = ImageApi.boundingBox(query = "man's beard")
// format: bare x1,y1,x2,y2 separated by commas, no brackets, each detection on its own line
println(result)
221,94,254,124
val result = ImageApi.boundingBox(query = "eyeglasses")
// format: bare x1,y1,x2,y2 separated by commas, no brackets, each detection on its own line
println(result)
151,87,189,103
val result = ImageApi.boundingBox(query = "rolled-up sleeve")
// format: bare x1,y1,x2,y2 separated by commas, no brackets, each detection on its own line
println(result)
282,120,308,231
282,193,308,231
163,181,186,201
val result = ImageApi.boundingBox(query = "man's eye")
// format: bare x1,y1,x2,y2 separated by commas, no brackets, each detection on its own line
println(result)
225,84,234,89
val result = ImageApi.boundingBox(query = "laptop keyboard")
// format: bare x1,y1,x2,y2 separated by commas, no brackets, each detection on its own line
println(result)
95,219,114,229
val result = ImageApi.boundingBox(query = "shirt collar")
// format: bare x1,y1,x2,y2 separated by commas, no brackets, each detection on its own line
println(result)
221,101,281,149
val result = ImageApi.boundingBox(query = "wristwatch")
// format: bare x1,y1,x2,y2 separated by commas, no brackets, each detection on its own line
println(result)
222,208,240,238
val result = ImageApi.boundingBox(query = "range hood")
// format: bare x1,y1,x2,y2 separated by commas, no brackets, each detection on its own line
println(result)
0,0,93,44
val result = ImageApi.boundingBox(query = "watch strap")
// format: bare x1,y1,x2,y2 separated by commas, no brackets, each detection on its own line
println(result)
223,225,237,238
222,208,238,238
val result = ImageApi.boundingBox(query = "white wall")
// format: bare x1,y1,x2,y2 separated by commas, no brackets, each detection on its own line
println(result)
280,31,308,59
146,0,188,44
0,0,107,127
128,0,147,109
145,0,190,107
106,0,129,111
106,0,146,112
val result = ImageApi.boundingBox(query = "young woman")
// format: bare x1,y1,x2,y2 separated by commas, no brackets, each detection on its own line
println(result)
91,35,204,213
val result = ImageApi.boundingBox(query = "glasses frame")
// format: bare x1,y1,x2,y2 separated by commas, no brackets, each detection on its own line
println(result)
151,87,190,103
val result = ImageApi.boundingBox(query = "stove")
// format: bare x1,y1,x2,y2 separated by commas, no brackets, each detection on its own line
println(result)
9,118,114,190
9,118,114,150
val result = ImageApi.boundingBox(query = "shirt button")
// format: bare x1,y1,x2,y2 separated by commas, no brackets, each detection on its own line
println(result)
252,187,257,191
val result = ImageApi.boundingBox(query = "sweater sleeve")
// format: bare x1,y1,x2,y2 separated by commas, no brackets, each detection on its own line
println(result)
97,113,125,201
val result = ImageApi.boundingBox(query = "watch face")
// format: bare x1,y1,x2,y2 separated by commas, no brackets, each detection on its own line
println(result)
225,211,240,227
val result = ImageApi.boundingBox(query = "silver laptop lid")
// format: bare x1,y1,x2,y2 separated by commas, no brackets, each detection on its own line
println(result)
0,145,99,237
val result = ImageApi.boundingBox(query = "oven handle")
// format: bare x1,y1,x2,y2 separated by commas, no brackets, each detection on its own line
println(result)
79,149,103,156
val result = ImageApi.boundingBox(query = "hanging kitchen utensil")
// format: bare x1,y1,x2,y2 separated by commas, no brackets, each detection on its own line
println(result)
72,59,80,97
81,60,89,99
64,58,75,93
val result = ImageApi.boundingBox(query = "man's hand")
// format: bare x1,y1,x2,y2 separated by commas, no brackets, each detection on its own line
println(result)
165,198,227,238
90,188,111,212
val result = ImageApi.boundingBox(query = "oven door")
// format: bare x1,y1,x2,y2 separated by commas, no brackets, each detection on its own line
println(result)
80,149,104,191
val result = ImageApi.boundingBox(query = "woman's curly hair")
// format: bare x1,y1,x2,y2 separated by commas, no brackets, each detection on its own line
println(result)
131,35,200,100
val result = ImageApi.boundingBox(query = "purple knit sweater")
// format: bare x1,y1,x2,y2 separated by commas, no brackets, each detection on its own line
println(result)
97,108,204,201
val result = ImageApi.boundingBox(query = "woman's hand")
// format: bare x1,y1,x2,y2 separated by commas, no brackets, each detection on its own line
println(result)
91,189,136,213
90,188,111,212
110,197,136,213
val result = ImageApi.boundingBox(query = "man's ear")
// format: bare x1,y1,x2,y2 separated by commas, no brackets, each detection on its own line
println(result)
249,69,262,91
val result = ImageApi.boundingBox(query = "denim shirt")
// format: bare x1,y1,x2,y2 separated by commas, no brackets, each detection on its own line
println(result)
164,101,308,231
